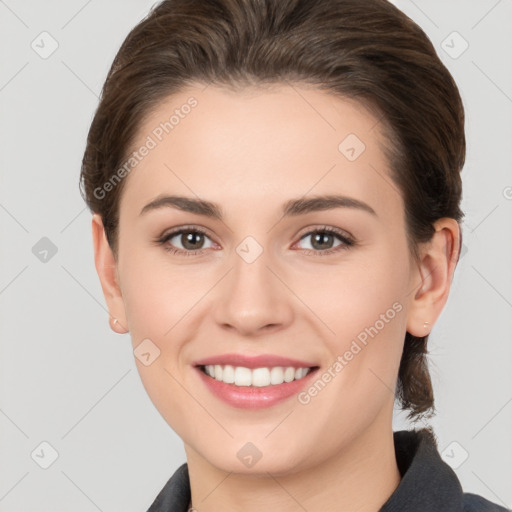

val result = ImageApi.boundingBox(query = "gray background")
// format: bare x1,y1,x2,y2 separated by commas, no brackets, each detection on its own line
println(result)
0,0,511,510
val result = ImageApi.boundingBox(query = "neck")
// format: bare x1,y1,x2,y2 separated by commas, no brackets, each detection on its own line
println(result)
185,418,401,512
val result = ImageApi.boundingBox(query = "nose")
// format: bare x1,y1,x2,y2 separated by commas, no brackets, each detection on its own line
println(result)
212,244,294,336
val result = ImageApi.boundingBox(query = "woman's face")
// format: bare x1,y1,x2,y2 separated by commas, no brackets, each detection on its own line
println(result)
106,83,424,474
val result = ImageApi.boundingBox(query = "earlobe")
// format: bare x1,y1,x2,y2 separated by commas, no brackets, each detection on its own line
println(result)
91,214,129,334
406,218,460,337
109,315,129,334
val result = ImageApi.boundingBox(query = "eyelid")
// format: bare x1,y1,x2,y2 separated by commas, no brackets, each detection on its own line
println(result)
158,224,213,240
295,224,355,244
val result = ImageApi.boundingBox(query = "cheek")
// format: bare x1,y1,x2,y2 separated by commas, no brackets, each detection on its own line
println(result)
119,243,200,337
310,255,406,332
118,252,201,430
311,250,408,382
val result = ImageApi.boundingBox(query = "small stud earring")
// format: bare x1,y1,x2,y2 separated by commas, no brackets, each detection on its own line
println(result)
424,321,430,330
111,316,127,333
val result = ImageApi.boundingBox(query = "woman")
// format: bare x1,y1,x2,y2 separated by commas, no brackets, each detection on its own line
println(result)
80,0,509,510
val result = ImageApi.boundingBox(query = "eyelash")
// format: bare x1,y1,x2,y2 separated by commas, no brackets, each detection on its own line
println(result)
155,225,356,257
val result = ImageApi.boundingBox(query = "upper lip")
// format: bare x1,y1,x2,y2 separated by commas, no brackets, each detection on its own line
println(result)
193,353,318,369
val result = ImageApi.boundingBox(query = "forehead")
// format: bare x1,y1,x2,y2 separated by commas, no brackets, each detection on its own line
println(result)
119,82,402,219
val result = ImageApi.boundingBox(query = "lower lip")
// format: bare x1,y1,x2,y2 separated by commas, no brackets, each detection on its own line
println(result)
195,366,319,410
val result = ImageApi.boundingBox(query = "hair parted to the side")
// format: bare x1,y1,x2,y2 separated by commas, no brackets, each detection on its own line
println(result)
79,0,465,421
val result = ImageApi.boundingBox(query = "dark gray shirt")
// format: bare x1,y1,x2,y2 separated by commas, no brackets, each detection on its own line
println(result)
146,429,510,511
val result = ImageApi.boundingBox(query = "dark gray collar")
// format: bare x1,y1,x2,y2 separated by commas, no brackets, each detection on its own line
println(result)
380,428,463,511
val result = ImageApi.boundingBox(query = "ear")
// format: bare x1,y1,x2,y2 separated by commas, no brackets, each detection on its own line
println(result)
91,213,129,334
406,218,461,337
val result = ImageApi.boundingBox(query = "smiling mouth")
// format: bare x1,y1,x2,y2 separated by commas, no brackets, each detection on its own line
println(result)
198,364,319,387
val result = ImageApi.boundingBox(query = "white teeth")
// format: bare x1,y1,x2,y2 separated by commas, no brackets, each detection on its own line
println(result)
203,365,312,387
222,364,235,383
234,366,252,386
251,367,270,387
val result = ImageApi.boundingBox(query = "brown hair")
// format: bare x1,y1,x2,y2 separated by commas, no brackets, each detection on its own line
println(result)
80,0,465,420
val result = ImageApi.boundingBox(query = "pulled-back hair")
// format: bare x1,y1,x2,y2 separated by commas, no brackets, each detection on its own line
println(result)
80,0,465,420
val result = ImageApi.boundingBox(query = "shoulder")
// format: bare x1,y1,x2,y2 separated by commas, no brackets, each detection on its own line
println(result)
146,463,191,512
384,429,509,512
463,492,510,512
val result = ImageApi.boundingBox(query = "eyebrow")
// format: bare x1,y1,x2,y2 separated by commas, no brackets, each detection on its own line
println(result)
139,194,377,219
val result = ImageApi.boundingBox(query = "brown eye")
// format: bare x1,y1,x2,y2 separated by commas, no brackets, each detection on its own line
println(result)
295,227,355,255
178,231,206,250
158,227,215,255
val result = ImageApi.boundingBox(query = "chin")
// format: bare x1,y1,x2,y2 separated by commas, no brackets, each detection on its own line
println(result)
198,442,312,477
